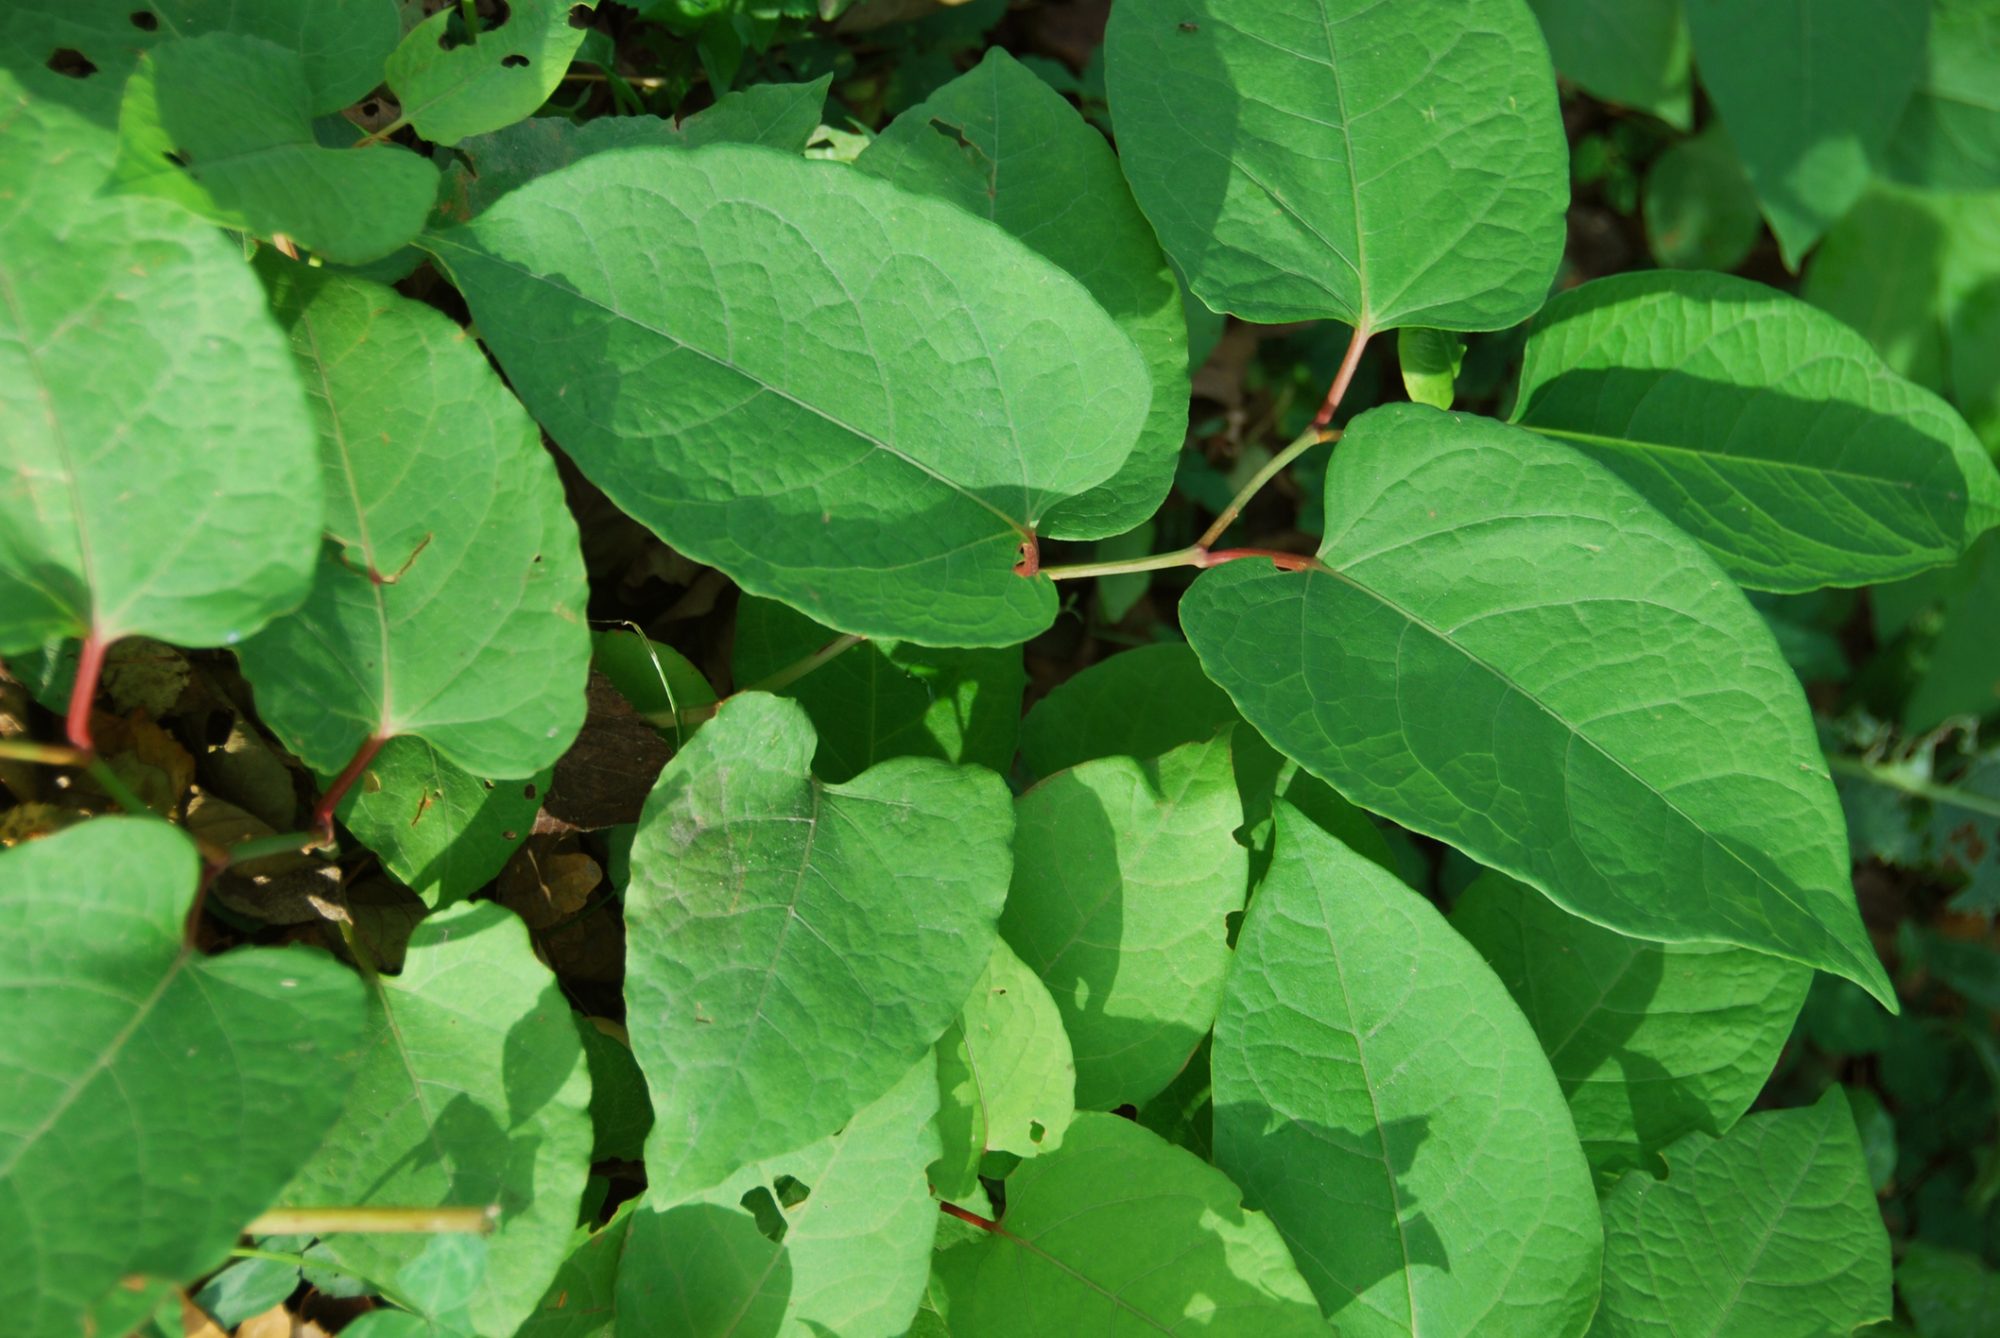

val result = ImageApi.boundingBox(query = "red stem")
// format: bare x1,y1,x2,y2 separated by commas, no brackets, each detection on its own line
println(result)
1200,547,1321,572
65,630,110,756
311,733,390,844
1311,321,1373,430
939,1201,999,1233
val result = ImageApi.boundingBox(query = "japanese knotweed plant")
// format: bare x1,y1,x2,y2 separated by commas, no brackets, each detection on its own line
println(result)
2,1,1994,1335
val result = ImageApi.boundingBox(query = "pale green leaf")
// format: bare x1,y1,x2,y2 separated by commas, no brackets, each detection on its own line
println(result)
387,0,597,146
1643,124,1760,272
235,263,591,778
1528,0,1690,126
428,142,1151,646
0,819,367,1338
1514,271,2000,591
860,48,1188,534
1103,0,1569,331
334,737,550,907
930,1113,1327,1337
624,692,1011,1197
1883,0,2000,192
116,34,438,264
932,939,1077,1200
620,1058,941,1338
1593,1088,1893,1337
1181,404,1894,1004
1452,870,1811,1175
1216,807,1601,1336
1002,731,1244,1109
283,901,593,1338
732,595,1023,784
0,76,321,654
1683,0,1928,268
1398,328,1463,410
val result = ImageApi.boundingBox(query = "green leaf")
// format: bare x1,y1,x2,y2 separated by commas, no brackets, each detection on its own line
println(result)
0,77,321,654
1103,0,1569,331
1018,641,1240,779
1883,0,2000,192
234,263,590,778
386,0,598,146
623,692,1011,1197
334,737,550,907
1180,403,1894,1005
1594,1088,1893,1337
1216,807,1601,1336
282,901,593,1338
574,1017,652,1164
931,939,1077,1201
1907,534,2000,733
1527,0,1691,126
116,34,439,264
731,595,1023,784
428,142,1151,646
1451,870,1811,1175
1514,271,2000,591
517,1205,631,1338
859,48,1188,534
1897,1243,2000,1338
619,1058,942,1338
1397,328,1464,410
1643,123,1760,272
0,819,367,1338
1683,0,1929,268
591,628,715,721
1003,731,1244,1110
930,1113,1327,1336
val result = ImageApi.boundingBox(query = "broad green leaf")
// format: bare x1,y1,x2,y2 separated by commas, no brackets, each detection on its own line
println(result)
620,1058,941,1338
932,939,1077,1200
0,77,320,654
0,819,367,1338
283,901,593,1338
1527,0,1691,127
1897,1243,2000,1338
116,34,438,264
517,1204,633,1338
0,0,398,124
623,692,1011,1197
860,48,1188,534
1514,271,2000,591
1018,641,1237,778
575,1018,652,1164
1002,731,1244,1109
1683,0,1928,268
235,263,590,778
428,143,1151,646
334,737,550,907
1181,404,1895,1005
387,0,597,146
1452,870,1811,1175
1216,807,1601,1336
929,1113,1326,1336
440,75,833,221
1398,328,1463,410
1103,0,1569,331
1883,0,2000,192
1643,123,1760,272
732,595,1023,784
1594,1088,1893,1337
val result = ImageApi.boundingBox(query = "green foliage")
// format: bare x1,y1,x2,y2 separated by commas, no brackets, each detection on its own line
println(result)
1528,0,1690,127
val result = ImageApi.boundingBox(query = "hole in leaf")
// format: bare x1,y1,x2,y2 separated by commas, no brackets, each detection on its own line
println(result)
523,782,537,799
1028,1120,1048,1144
362,100,380,117
772,1174,811,1209
47,48,97,79
129,11,158,31
500,53,529,68
482,778,496,789
1112,1103,1139,1120
928,117,975,151
162,148,190,168
739,1186,787,1244
438,0,512,48
568,4,594,29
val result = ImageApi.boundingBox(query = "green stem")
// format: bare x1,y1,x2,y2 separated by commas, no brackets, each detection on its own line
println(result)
1196,427,1336,550
225,830,325,866
355,115,410,148
0,739,86,766
1041,544,1206,582
645,633,867,730
86,757,153,818
1825,752,2000,821
228,1245,380,1289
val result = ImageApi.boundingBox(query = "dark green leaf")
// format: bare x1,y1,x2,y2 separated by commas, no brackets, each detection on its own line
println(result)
1883,0,2000,192
1643,124,1760,271
1528,0,1691,126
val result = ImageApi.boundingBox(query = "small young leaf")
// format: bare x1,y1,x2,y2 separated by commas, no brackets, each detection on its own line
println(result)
386,0,598,146
1643,124,1760,272
1683,0,1928,268
1594,1088,1893,1337
1104,0,1569,331
282,902,593,1338
860,48,1189,535
116,34,438,264
1397,328,1464,410
1452,870,1811,1175
623,693,1011,1197
0,77,322,656
1514,271,2000,591
1527,0,1691,127
930,1113,1326,1336
0,819,367,1338
1215,807,1602,1335
235,263,591,779
429,143,1151,646
1181,404,1894,1005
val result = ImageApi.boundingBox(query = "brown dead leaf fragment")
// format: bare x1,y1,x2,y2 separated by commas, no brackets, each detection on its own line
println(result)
541,671,671,830
498,833,603,930
92,711,196,815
